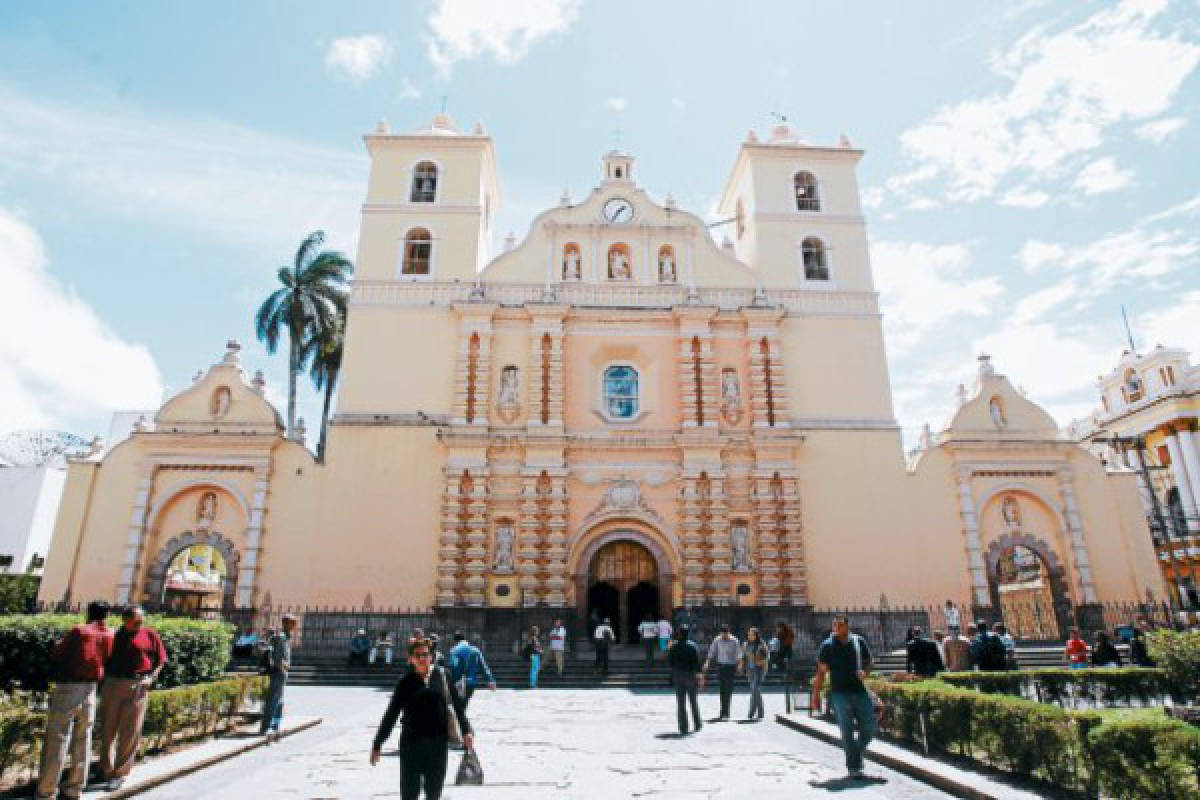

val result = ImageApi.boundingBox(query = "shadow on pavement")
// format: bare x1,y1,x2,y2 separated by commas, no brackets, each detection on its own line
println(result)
808,776,888,791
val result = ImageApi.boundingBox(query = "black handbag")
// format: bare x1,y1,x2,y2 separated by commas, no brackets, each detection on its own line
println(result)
455,747,483,785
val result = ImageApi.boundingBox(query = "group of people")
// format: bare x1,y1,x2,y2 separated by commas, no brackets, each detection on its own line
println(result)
347,629,402,667
1065,625,1155,668
904,620,1017,676
36,603,170,799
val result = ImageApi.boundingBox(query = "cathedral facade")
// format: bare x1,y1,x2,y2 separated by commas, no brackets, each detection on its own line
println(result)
39,115,1164,638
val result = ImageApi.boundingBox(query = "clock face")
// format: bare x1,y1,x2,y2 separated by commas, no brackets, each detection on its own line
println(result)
603,198,634,224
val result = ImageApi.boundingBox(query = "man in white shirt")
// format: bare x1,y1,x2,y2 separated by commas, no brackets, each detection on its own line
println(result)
638,617,660,665
548,619,567,676
943,601,961,636
657,617,673,655
593,618,615,677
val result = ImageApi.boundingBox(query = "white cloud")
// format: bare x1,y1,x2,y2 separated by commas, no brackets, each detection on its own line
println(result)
605,97,628,112
1137,290,1200,357
1022,226,1199,292
399,77,422,101
671,97,686,111
324,35,391,82
426,0,581,78
0,209,163,436
0,87,364,254
1017,240,1066,271
1135,115,1187,142
1140,192,1200,224
973,322,1114,405
1012,278,1078,324
860,187,884,209
871,240,1004,354
893,0,1199,203
1072,156,1134,195
999,187,1052,208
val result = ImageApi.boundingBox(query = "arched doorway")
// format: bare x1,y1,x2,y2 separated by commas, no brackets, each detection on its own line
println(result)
986,538,1068,641
587,540,660,643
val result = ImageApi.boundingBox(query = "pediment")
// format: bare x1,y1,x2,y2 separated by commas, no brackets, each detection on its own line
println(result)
943,357,1059,441
155,341,283,434
480,183,756,289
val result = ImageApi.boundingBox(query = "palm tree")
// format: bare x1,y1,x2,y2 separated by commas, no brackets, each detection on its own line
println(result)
255,231,352,435
307,313,345,462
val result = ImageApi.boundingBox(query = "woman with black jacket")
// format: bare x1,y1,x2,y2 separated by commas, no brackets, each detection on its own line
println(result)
370,637,472,800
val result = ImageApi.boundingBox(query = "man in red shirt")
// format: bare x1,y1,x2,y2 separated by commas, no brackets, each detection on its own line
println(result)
36,601,113,800
98,606,167,791
1064,627,1089,669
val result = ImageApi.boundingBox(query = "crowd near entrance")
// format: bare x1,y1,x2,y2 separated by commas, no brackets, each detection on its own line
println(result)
988,542,1068,641
586,539,660,644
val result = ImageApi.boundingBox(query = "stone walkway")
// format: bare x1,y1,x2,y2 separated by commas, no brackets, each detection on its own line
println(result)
149,686,953,798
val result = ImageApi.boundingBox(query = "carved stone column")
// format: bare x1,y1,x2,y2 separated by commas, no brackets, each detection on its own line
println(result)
955,467,989,605
1171,422,1200,530
527,307,567,430
777,472,807,603
235,464,270,607
116,465,155,605
707,474,732,602
741,308,791,429
674,308,718,429
517,471,542,603
437,467,469,606
544,469,569,605
752,472,782,605
451,304,497,427
679,472,707,605
1057,468,1098,603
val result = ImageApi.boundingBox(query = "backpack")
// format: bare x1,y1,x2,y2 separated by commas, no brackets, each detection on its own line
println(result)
257,640,275,675
981,633,1007,671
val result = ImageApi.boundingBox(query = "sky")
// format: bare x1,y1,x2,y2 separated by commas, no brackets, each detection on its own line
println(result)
1,0,1198,451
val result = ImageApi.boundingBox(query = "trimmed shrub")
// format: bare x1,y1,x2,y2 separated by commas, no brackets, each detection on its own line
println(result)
0,614,233,691
1148,629,1200,703
938,667,1168,708
0,675,266,785
1086,715,1200,799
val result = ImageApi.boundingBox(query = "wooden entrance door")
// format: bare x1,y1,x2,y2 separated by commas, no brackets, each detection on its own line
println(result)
588,540,659,643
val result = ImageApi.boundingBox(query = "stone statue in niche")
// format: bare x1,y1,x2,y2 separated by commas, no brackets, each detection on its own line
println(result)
497,366,520,423
563,248,581,280
196,491,218,530
720,368,742,423
608,248,631,280
658,249,676,282
731,524,751,570
989,395,1007,428
1002,496,1021,529
494,524,514,572
210,387,232,418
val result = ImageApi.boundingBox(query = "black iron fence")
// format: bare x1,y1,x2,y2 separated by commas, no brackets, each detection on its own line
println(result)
28,598,1185,664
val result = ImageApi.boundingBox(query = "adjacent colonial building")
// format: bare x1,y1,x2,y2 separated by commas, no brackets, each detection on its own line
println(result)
1072,346,1200,609
39,115,1165,641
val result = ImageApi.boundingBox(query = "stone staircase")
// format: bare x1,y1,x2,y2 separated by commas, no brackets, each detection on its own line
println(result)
232,644,1099,689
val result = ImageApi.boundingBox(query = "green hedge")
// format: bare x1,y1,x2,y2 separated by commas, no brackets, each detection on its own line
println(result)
1148,629,1200,703
0,614,234,691
937,667,1169,707
0,675,266,785
869,679,1200,798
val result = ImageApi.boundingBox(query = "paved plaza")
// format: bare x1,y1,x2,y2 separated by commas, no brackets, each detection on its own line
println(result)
149,686,952,799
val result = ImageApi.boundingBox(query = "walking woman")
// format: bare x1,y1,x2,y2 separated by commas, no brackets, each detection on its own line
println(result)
370,637,472,800
524,626,543,688
743,627,770,720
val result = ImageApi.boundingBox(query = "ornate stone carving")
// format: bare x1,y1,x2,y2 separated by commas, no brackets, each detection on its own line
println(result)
497,366,520,423
1002,495,1021,529
606,479,641,509
196,491,218,531
989,396,1007,428
563,248,581,280
493,523,514,572
210,386,232,418
658,249,676,283
731,523,751,570
720,368,742,424
608,248,631,280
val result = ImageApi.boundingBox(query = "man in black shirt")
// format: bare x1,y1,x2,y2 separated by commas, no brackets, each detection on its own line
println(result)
811,616,877,779
666,625,704,735
905,627,944,678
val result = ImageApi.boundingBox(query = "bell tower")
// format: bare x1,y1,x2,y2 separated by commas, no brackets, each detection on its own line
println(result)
355,114,501,282
717,124,871,291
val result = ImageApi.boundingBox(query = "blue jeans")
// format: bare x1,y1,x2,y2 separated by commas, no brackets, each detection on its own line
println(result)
529,653,541,688
829,690,876,771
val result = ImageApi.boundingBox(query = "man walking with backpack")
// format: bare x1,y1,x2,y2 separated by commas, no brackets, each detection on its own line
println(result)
593,617,615,677
447,632,495,709
811,616,878,780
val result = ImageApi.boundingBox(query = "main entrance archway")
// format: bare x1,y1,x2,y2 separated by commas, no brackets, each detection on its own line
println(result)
586,540,661,644
985,534,1070,641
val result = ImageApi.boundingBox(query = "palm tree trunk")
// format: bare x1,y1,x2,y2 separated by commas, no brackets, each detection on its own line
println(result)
287,338,299,434
318,378,334,461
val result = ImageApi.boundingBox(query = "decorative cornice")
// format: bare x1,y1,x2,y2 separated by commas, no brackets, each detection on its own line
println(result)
351,280,879,317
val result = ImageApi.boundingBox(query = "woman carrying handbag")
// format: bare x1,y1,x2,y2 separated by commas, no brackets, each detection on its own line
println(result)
743,627,770,720
370,637,474,800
